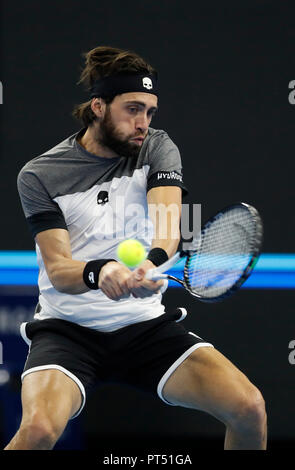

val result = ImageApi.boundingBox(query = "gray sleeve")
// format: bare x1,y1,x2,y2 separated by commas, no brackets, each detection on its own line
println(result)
17,167,60,217
146,132,188,195
17,167,67,237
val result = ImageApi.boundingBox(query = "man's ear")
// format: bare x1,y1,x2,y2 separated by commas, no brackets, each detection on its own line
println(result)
91,97,105,119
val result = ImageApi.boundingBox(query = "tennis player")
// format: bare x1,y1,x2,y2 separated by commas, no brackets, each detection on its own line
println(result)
6,46,267,450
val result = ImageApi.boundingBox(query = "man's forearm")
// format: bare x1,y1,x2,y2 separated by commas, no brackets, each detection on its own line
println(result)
47,258,89,294
147,186,182,260
150,231,180,259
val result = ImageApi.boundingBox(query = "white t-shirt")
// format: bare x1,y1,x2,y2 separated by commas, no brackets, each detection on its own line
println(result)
17,127,187,331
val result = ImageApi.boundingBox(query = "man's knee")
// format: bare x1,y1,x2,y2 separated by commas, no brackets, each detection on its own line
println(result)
229,387,267,434
19,410,67,449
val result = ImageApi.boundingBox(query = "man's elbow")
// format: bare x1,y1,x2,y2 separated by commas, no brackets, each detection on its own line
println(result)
48,272,68,293
46,263,69,293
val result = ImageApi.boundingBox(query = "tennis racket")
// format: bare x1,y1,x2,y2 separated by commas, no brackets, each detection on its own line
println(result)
146,202,263,302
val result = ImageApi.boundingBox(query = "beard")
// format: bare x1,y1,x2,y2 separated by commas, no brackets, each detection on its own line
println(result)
97,106,142,158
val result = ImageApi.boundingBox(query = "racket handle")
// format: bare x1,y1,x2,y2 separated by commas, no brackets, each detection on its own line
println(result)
145,270,168,293
145,270,168,281
159,279,168,293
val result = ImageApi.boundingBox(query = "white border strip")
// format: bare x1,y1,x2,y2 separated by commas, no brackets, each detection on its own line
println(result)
157,342,214,406
20,322,31,346
175,308,187,322
21,365,86,419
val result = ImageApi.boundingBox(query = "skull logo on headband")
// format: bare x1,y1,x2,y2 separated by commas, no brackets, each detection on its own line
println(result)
90,74,158,99
142,77,153,90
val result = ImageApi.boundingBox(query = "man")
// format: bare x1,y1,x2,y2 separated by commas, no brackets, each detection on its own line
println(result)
6,46,267,450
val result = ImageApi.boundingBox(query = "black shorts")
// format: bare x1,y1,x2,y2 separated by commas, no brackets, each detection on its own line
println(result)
20,308,214,419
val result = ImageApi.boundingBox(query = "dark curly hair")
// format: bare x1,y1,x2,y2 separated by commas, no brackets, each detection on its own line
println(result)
72,45,157,127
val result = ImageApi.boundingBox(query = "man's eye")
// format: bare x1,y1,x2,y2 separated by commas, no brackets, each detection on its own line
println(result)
129,107,138,113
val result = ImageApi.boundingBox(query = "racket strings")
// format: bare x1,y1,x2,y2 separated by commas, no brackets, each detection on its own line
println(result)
186,208,258,298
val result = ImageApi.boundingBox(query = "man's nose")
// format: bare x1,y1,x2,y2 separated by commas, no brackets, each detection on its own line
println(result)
135,113,149,132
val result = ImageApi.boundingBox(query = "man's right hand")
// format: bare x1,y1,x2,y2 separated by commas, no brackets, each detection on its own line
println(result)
98,261,132,300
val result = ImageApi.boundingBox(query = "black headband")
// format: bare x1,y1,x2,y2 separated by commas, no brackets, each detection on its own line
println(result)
90,73,159,99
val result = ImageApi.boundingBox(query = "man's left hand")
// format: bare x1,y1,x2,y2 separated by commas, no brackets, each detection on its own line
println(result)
127,259,164,298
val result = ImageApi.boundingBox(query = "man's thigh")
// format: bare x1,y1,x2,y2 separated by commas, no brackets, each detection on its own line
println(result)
21,369,83,425
162,346,261,421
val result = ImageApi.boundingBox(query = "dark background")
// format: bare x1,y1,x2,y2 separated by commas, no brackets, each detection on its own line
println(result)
0,0,294,452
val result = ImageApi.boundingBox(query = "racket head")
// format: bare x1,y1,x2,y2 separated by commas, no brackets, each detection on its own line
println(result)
182,202,263,302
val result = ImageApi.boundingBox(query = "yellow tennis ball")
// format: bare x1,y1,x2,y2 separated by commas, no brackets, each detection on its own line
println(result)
117,239,146,267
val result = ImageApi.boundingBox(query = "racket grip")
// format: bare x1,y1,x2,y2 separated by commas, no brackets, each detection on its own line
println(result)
146,269,168,293
159,279,168,294
145,269,168,281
